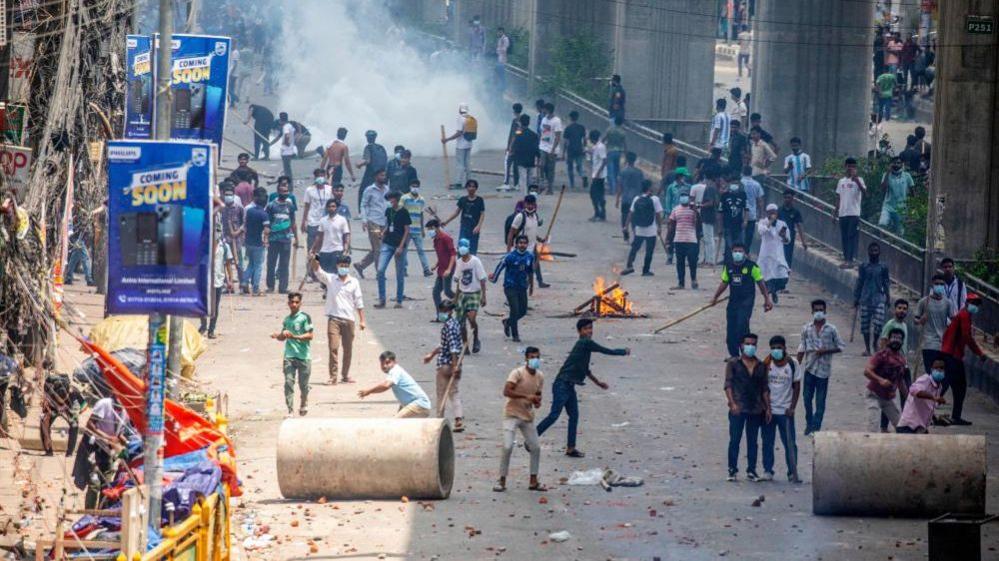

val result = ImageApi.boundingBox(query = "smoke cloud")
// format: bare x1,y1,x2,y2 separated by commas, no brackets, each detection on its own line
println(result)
273,0,506,158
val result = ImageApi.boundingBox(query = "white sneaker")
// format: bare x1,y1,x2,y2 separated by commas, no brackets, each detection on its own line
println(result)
497,184,511,192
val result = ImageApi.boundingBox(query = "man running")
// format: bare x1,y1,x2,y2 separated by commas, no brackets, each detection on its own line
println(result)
490,234,535,342
494,346,547,492
454,238,487,354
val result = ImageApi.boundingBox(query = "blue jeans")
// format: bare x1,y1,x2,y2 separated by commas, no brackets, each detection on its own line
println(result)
877,97,892,121
245,246,265,293
761,413,798,477
606,151,621,195
536,379,579,449
65,245,93,285
376,243,407,303
803,372,829,433
728,412,762,474
406,232,431,272
566,153,584,189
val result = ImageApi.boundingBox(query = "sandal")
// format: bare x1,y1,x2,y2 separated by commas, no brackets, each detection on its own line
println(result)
341,377,356,384
492,484,506,492
528,483,549,492
565,449,585,458
452,418,465,433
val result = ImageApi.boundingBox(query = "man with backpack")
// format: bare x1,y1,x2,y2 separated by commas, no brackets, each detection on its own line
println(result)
506,193,550,289
621,180,663,276
443,103,478,189
616,152,645,243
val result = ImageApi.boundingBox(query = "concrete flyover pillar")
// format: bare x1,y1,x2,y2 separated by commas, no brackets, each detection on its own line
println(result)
812,432,986,517
931,0,999,258
276,418,455,500
752,0,874,166
613,0,716,142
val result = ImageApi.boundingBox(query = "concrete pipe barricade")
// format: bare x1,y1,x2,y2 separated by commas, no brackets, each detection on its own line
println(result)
812,431,986,517
277,417,454,500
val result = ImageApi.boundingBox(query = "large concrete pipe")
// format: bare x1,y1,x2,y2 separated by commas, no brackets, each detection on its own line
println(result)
812,432,986,516
276,418,454,500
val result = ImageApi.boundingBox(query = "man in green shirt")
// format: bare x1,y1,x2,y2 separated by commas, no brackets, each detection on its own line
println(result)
879,157,914,235
877,298,914,431
604,115,628,196
271,292,314,417
875,71,897,121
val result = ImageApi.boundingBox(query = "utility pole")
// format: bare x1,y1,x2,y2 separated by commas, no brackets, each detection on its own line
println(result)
527,0,537,94
146,0,174,538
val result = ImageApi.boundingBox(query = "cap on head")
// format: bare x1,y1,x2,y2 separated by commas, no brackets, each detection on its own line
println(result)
766,203,779,212
458,238,471,248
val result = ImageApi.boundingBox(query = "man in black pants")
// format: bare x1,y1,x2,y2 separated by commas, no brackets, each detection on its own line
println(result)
536,319,629,458
587,129,607,221
711,242,774,358
621,180,663,276
490,235,534,342
246,103,274,160
939,293,987,425
834,157,866,268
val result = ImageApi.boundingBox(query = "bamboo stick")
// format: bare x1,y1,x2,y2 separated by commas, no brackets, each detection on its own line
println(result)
653,296,729,334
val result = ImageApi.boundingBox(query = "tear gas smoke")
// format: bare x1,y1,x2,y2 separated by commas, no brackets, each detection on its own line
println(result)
272,0,505,158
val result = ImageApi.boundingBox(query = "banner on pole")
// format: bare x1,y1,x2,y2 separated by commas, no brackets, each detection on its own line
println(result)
0,145,31,193
8,31,34,103
106,140,214,317
124,34,154,139
155,33,231,154
0,103,28,145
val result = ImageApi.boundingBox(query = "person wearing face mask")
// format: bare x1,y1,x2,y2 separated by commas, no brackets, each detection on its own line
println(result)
425,219,456,318
490,235,535,342
939,293,987,425
761,335,801,483
423,301,465,430
400,180,432,277
896,358,948,434
310,254,366,385
666,189,700,289
854,242,891,356
915,274,956,375
243,187,271,296
864,328,909,432
220,182,246,292
310,199,351,275
507,194,550,289
494,346,547,492
796,299,844,436
387,149,419,194
756,204,791,303
264,181,299,294
878,156,914,235
719,172,747,263
453,238,488,354
724,333,770,482
711,241,773,359
301,169,333,282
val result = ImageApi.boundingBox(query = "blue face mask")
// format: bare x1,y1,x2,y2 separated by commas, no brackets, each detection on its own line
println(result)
679,195,690,205
458,246,470,256
932,285,945,297
337,267,350,277
438,312,450,322
742,344,757,358
931,369,945,383
732,251,745,263
770,349,784,361
428,229,438,238
527,358,541,370
813,311,826,322
968,304,980,315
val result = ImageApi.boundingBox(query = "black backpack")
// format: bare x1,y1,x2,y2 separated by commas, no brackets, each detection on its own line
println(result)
631,196,655,228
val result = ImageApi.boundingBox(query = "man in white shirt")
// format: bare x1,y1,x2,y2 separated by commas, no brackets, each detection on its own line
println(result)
834,157,866,267
587,129,607,221
709,98,731,150
277,112,296,180
311,254,366,384
728,87,747,128
454,238,488,354
310,199,351,274
442,103,476,188
538,102,563,195
301,169,333,281
359,351,432,418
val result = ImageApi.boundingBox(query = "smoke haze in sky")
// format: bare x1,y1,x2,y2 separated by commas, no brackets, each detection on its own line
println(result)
274,0,505,159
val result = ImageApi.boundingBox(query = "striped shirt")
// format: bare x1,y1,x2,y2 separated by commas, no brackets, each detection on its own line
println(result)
669,206,699,243
784,152,812,191
796,321,845,379
710,111,731,149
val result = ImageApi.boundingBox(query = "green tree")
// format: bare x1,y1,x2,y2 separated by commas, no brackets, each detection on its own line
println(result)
545,32,612,104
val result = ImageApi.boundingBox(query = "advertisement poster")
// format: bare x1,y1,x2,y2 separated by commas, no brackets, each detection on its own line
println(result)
1,103,28,145
0,145,31,193
106,140,214,317
124,34,154,139
8,31,35,103
159,33,231,153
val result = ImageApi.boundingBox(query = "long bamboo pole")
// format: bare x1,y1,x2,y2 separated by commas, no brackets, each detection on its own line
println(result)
653,296,729,334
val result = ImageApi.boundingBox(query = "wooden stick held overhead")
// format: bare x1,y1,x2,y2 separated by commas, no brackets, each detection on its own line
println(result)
653,296,729,334
543,185,567,242
440,125,452,189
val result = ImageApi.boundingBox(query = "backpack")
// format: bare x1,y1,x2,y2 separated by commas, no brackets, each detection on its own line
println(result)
462,115,478,141
631,196,655,228
504,211,521,242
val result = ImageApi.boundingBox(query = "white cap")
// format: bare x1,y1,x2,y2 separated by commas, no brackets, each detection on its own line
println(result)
459,103,469,114
766,203,779,212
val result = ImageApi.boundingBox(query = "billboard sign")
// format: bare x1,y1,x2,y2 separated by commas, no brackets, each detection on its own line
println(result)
124,34,154,139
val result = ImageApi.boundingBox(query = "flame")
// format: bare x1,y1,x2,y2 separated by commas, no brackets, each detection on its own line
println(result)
537,242,555,262
592,276,634,315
